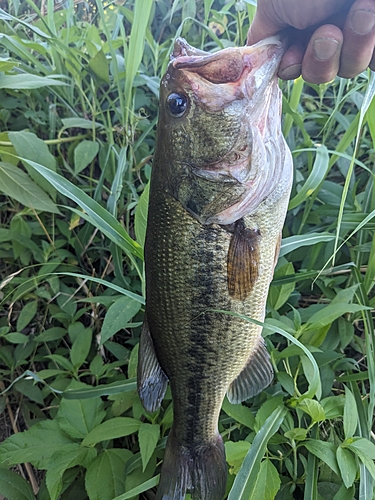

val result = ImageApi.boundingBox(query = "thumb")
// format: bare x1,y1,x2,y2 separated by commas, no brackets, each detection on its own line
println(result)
246,11,285,45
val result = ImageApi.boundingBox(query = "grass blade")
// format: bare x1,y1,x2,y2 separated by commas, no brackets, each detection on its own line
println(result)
124,0,154,125
283,77,304,138
55,272,145,304
304,426,319,500
352,267,375,430
228,406,287,500
107,147,128,217
21,158,144,262
288,145,329,210
112,475,160,500
332,71,375,265
279,232,335,258
359,465,374,500
62,379,137,399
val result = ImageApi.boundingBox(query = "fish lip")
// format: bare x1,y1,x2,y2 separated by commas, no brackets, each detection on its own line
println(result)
170,36,286,85
172,37,209,58
248,34,285,51
243,35,286,72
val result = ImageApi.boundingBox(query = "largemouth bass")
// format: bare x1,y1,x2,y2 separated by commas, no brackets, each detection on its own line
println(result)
137,36,293,500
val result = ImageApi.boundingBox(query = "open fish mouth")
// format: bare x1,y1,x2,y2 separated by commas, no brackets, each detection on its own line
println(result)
170,36,285,107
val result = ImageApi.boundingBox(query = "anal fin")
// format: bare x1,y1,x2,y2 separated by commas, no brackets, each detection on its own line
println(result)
227,337,273,404
227,219,260,301
137,316,168,413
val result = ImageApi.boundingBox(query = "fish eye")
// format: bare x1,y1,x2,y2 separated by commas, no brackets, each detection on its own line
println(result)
167,93,188,117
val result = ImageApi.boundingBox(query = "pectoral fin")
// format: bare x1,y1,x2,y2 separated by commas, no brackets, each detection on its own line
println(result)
137,317,168,413
273,232,282,270
227,220,260,301
227,338,273,404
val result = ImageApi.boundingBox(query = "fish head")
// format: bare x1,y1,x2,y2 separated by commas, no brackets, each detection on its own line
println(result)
154,37,292,224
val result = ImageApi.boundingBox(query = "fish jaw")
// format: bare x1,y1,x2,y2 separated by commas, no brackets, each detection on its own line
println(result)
164,36,285,113
155,37,292,225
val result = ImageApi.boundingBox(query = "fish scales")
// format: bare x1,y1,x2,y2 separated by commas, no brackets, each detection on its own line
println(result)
145,188,288,434
137,36,293,500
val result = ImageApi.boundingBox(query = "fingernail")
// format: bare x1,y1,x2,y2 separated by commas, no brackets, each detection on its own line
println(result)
351,9,375,35
313,38,339,61
278,64,302,80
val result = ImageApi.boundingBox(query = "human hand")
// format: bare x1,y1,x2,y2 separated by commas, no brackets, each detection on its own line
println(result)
247,0,375,83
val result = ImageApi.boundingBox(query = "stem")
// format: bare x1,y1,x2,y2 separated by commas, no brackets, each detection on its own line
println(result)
292,439,298,482
0,133,90,147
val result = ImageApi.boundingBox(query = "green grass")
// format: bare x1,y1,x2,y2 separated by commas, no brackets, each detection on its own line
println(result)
0,1,375,499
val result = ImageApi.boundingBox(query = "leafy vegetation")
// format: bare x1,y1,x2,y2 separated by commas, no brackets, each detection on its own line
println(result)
0,1,374,499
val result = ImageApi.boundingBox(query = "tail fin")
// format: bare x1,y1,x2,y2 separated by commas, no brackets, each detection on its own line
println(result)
156,428,227,500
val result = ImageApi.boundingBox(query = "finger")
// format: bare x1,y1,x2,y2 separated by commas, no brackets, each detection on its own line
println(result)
278,43,305,79
247,0,354,45
301,25,343,83
246,10,285,46
338,0,375,77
